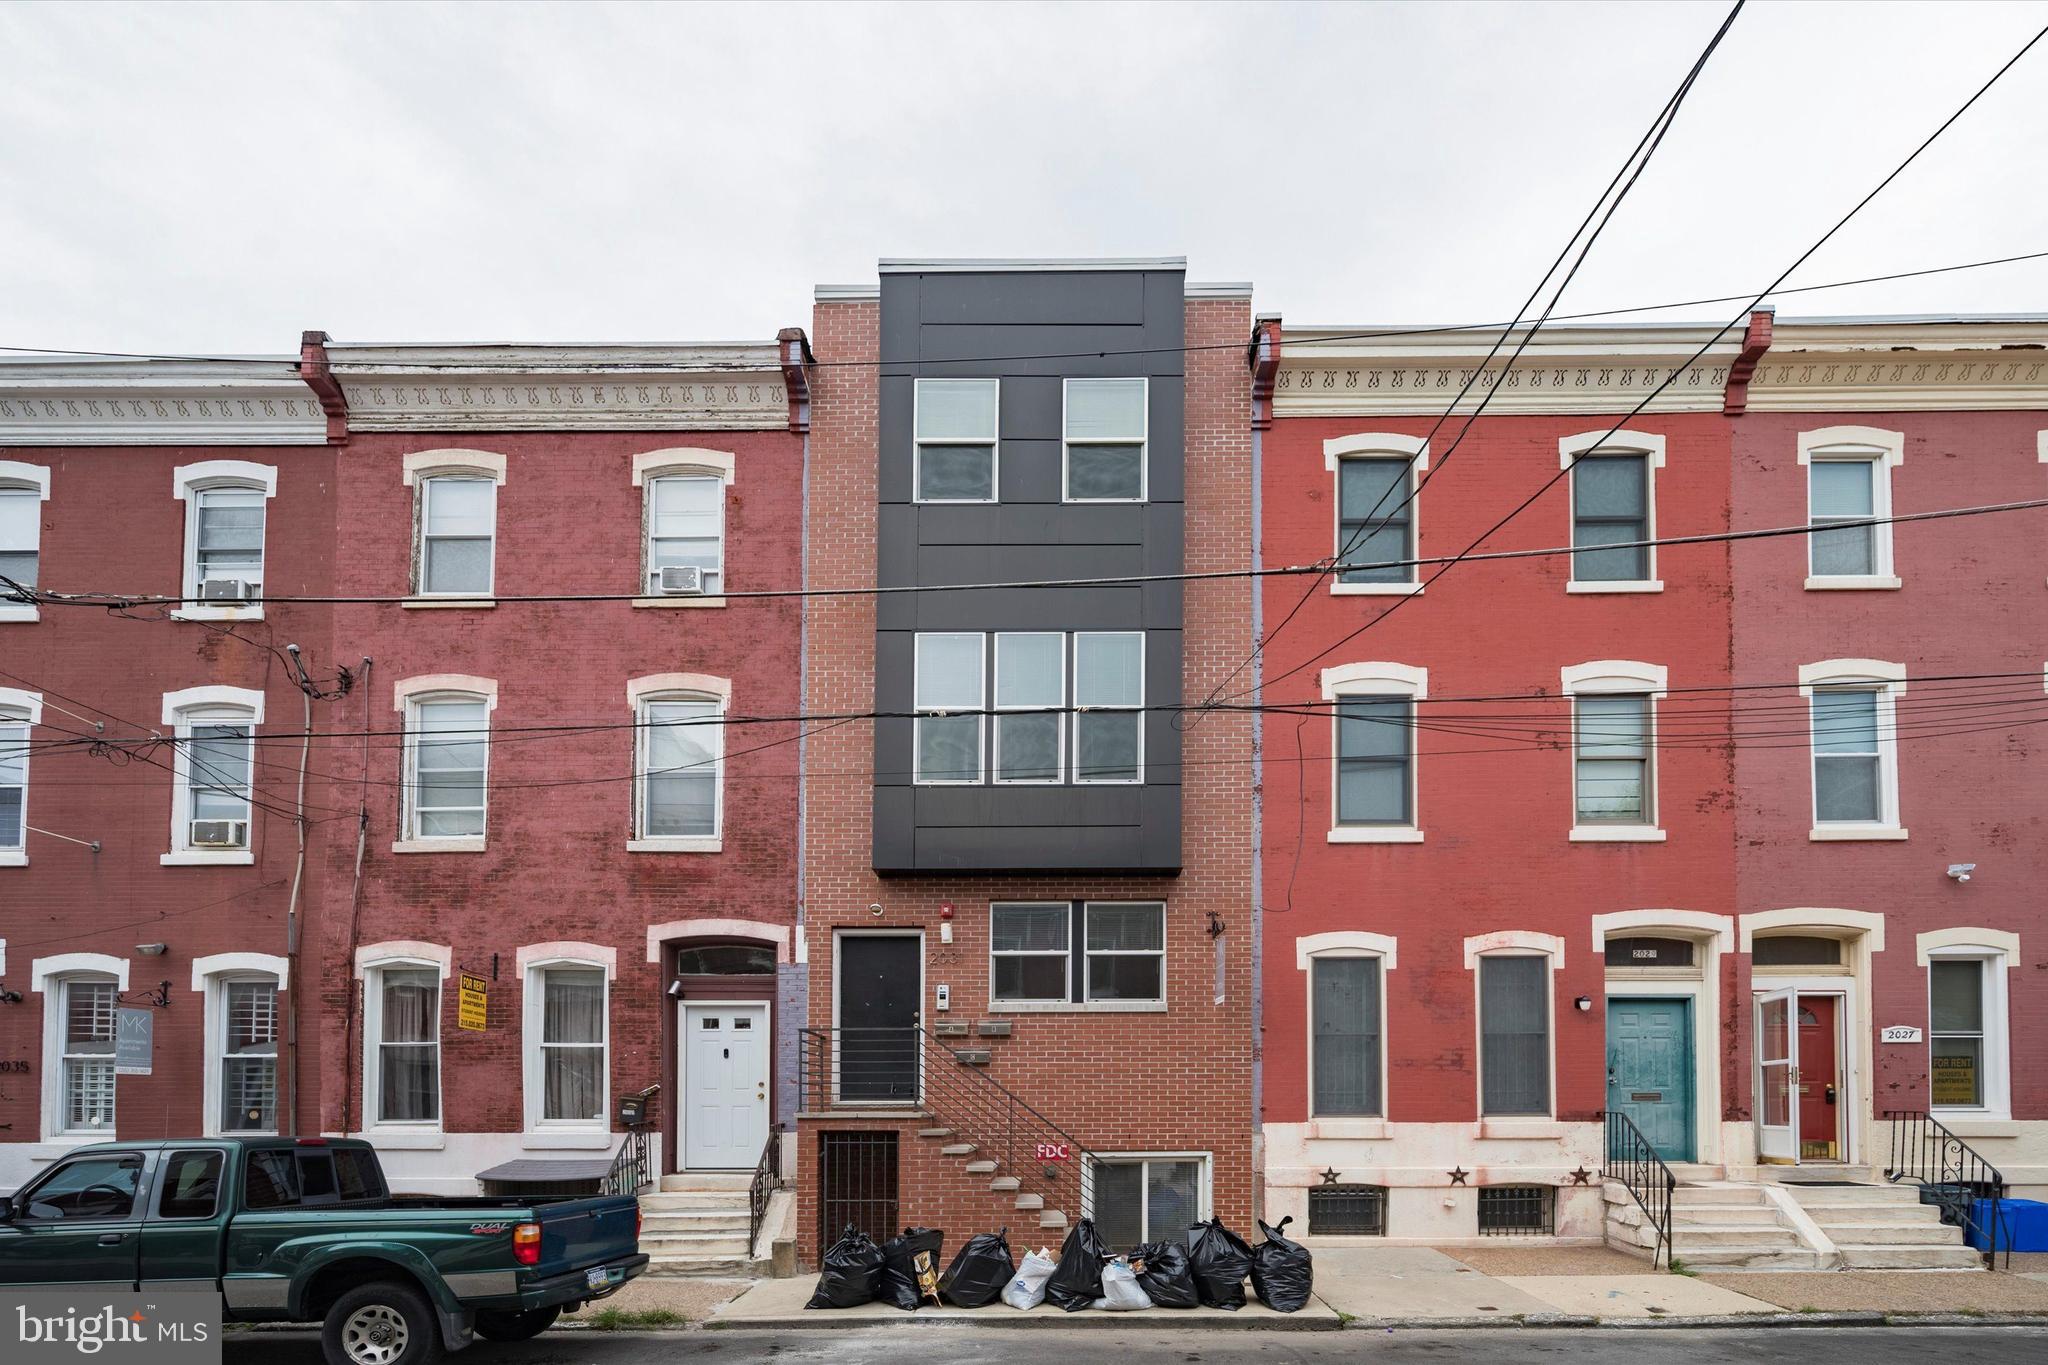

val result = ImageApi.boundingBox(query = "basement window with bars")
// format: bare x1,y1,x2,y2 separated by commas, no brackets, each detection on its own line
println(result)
1309,1184,1388,1236
817,1131,899,1250
1477,1184,1555,1236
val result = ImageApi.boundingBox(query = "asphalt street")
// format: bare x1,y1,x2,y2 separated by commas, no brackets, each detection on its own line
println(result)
228,1325,2048,1363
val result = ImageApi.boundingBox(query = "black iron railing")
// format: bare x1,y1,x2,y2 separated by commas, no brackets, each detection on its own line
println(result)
1883,1109,2008,1268
748,1130,782,1251
798,1025,1096,1216
1601,1109,1676,1268
603,1127,653,1198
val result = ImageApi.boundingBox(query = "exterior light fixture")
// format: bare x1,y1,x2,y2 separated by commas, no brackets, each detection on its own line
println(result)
136,943,168,957
1947,864,1975,882
1573,995,1593,1012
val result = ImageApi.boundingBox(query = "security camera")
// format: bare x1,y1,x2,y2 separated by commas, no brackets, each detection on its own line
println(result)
666,980,686,999
1947,864,1976,883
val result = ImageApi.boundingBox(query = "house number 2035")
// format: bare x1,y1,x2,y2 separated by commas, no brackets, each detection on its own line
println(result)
0,1060,29,1073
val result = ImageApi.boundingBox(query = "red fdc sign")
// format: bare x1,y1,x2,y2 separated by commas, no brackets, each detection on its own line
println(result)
1036,1142,1072,1162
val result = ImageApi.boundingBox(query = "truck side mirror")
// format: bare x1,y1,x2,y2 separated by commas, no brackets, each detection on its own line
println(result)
0,1198,15,1223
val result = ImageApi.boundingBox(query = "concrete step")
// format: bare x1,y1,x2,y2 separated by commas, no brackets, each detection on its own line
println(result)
1821,1221,1965,1246
642,1253,761,1278
639,1192,750,1213
1837,1244,1983,1270
1805,1202,1942,1225
643,1238,751,1258
940,1143,978,1157
1673,1186,1772,1206
1039,1209,1069,1230
1671,1246,1828,1270
1675,1205,1791,1225
964,1160,998,1175
1780,1185,1916,1206
1014,1193,1044,1211
988,1176,1021,1192
642,1211,750,1232
658,1172,752,1193
1673,1223,1805,1248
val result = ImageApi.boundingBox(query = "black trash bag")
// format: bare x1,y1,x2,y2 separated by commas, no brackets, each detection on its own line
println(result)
1130,1240,1199,1308
939,1227,1015,1307
1185,1217,1253,1310
878,1227,946,1311
805,1225,885,1309
1043,1218,1110,1312
1249,1215,1313,1313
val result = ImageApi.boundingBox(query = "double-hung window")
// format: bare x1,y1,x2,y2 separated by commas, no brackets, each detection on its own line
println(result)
188,486,267,603
529,965,607,1128
1089,1154,1206,1249
404,695,490,841
1323,663,1426,841
645,474,724,595
1574,696,1651,825
1571,455,1649,583
1922,940,2012,1118
0,461,48,619
1312,956,1384,1117
1338,460,1414,585
1801,428,1901,587
370,965,441,1126
994,633,1063,783
60,977,119,1135
1479,955,1552,1117
1063,377,1147,502
216,978,279,1134
1801,660,1905,838
914,633,986,784
914,378,999,503
0,688,35,859
989,901,1165,1006
164,688,263,862
416,476,496,596
636,694,723,841
1073,632,1142,783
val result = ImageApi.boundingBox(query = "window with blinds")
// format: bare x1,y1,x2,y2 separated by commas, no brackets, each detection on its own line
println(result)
62,978,118,1134
1479,956,1551,1116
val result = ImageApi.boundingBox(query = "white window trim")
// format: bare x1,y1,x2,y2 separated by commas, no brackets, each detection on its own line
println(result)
631,448,736,487
1322,662,1426,842
360,952,448,1136
913,377,1000,505
1799,426,1903,589
987,901,1074,1007
1560,430,1664,593
1798,659,1907,840
1080,900,1167,1006
1301,939,1392,1120
1325,433,1428,596
913,631,986,785
161,686,264,866
172,462,277,623
32,954,128,1143
1562,661,1667,841
1921,941,2012,1121
994,633,1066,785
1083,1151,1212,1242
1468,936,1563,1122
394,676,496,852
1061,376,1149,504
628,680,727,853
197,964,285,1138
404,451,506,604
0,461,51,623
637,465,730,607
0,686,41,864
520,947,614,1135
1073,631,1145,786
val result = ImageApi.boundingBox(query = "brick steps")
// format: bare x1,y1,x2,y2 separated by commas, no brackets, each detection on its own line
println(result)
913,1120,1072,1240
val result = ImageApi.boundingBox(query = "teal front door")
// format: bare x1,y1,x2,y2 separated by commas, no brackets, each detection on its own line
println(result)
1606,998,1693,1162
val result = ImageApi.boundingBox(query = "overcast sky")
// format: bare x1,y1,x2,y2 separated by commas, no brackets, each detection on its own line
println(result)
2,1,2045,355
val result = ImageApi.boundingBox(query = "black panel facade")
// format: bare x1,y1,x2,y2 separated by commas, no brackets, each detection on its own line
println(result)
872,265,1185,874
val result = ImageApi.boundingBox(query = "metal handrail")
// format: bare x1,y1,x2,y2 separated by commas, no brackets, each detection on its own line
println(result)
1883,1109,2009,1269
1601,1109,1676,1268
603,1127,652,1198
798,1025,1097,1214
747,1130,782,1251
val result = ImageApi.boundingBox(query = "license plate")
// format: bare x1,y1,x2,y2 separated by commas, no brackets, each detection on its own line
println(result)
586,1266,611,1290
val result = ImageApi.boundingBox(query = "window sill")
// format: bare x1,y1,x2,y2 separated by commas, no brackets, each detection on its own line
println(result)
359,1128,446,1150
1929,1114,2016,1136
1569,826,1666,843
33,1134,113,1154
1805,575,1902,591
1306,1118,1389,1141
1478,1119,1567,1140
631,596,727,609
170,605,265,622
521,1131,613,1150
401,597,496,610
161,849,255,866
0,605,41,623
1809,825,1908,842
1330,582,1423,597
988,1000,1168,1014
627,837,723,854
0,850,25,867
1328,827,1424,844
1566,580,1663,594
391,838,488,855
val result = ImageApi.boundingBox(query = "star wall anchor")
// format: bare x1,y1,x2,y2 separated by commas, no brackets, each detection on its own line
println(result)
1567,1165,1593,1185
1319,1167,1341,1185
1447,1167,1470,1186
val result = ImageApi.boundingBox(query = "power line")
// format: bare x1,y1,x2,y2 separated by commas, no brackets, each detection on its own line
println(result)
1240,18,2048,705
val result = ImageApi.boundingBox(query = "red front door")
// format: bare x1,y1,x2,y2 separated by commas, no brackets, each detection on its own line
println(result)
1796,995,1840,1160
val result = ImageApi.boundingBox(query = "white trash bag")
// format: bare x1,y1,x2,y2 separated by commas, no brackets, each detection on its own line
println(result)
1093,1256,1154,1311
1002,1246,1058,1310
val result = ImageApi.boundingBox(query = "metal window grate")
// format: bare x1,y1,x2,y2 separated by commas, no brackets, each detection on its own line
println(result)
817,1131,899,1252
1477,1184,1555,1235
1309,1185,1387,1236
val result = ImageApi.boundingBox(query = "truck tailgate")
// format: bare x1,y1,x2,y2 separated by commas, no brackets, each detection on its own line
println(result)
537,1195,641,1274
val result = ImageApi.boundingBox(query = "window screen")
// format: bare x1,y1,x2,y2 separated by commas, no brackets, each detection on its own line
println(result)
1312,957,1382,1116
1571,454,1649,581
1337,459,1413,583
1574,695,1650,824
1479,956,1550,1116
1809,460,1877,575
1337,697,1412,825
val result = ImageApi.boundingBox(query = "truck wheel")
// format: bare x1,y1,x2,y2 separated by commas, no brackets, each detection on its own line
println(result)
322,1281,443,1365
475,1306,561,1341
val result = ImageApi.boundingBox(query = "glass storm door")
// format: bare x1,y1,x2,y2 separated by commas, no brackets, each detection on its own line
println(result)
1755,985,1799,1162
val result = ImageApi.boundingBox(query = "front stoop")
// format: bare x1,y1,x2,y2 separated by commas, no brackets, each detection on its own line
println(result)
640,1174,774,1277
1606,1178,1987,1271
1781,1184,1983,1270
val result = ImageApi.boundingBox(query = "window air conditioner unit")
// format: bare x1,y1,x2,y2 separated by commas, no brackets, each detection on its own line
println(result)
199,578,257,602
190,819,250,849
657,565,705,596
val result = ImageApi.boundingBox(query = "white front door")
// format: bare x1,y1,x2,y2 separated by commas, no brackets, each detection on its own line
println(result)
682,1002,769,1170
1755,985,1799,1163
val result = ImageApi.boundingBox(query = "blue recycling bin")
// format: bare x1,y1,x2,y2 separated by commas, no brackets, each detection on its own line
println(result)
1966,1198,2048,1253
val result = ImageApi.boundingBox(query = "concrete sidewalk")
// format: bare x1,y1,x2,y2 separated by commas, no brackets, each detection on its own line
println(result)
710,1273,1341,1327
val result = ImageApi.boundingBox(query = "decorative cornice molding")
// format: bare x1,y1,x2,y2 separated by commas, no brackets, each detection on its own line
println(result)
1274,358,1731,416
0,361,327,446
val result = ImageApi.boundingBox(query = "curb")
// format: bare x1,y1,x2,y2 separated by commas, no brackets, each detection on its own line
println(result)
705,1310,1344,1331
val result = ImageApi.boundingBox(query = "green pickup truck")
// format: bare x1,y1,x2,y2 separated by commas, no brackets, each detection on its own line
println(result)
0,1137,647,1365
